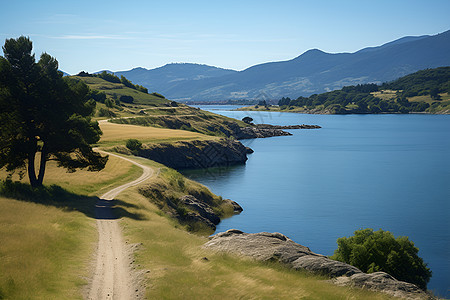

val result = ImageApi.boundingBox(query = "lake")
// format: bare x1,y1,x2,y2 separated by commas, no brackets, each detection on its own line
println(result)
182,106,450,297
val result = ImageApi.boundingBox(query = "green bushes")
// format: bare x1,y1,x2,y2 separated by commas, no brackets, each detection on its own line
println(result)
331,228,432,290
125,139,142,155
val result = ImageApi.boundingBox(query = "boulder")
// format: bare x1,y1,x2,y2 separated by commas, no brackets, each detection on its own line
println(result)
224,199,243,213
204,230,430,299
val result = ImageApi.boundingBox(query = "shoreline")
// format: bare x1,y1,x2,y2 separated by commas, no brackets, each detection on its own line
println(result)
234,106,450,115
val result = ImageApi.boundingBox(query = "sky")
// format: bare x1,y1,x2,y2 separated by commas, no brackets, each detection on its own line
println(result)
1,0,449,75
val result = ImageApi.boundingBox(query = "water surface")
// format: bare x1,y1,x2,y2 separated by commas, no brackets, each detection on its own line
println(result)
184,106,450,296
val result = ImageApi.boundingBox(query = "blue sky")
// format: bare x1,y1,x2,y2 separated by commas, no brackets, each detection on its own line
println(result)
1,0,449,74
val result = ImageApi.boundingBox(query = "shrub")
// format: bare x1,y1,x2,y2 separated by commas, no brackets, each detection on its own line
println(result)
104,98,114,108
331,228,431,290
151,92,165,98
125,139,142,155
119,95,134,104
97,107,116,118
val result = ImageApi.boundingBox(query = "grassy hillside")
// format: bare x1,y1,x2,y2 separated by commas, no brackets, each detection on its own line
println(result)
74,76,169,107
108,106,250,138
73,75,252,140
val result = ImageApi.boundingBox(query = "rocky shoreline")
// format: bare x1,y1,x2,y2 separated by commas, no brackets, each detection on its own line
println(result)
137,139,252,169
204,230,431,299
233,124,321,139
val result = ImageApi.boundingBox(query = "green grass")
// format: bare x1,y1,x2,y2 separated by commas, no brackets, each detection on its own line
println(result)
0,152,150,299
73,76,169,106
114,186,393,299
0,189,96,299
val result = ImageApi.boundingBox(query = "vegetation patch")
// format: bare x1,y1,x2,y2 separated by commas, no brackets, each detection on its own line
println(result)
331,228,432,290
274,67,450,114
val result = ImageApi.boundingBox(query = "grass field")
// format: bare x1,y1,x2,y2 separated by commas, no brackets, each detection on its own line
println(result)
98,121,216,147
371,90,398,101
0,193,96,299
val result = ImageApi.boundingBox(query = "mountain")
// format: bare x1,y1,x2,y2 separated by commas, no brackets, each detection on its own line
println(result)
114,63,237,99
112,30,450,101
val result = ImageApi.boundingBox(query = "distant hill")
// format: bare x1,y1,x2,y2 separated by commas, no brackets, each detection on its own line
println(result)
114,63,237,99
112,30,450,102
274,66,450,114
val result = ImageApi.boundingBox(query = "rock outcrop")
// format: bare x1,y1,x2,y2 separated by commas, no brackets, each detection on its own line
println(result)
180,195,220,225
231,124,321,139
256,124,322,130
235,127,292,139
204,230,430,299
138,139,250,169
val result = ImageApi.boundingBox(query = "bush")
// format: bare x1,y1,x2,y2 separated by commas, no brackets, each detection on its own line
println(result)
104,98,114,108
119,95,134,104
97,107,116,118
151,92,165,99
126,139,142,155
331,228,431,290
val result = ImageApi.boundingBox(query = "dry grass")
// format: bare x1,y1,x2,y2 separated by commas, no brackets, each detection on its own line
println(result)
0,196,96,299
408,93,450,103
98,121,215,147
371,90,398,101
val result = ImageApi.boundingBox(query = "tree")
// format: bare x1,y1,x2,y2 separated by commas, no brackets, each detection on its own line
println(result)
331,228,432,290
126,139,142,155
0,36,107,187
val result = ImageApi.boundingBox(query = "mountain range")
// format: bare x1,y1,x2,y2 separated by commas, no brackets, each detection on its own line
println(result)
113,30,450,102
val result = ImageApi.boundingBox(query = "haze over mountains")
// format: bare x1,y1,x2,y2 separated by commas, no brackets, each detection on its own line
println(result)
113,30,450,102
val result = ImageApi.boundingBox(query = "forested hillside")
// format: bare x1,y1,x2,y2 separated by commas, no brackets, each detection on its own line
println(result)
278,67,450,114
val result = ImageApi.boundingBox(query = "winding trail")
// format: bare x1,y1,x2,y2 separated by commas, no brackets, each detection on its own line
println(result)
88,150,154,300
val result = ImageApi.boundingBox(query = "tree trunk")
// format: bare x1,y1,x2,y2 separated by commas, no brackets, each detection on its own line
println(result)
36,144,47,187
27,149,39,188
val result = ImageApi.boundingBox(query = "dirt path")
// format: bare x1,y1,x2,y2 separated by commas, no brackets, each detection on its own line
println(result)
87,150,154,300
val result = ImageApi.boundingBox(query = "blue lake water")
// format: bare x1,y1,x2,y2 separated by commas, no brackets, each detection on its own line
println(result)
182,106,450,297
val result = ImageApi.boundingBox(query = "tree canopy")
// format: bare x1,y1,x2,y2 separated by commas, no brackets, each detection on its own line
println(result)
0,36,107,187
331,228,432,290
